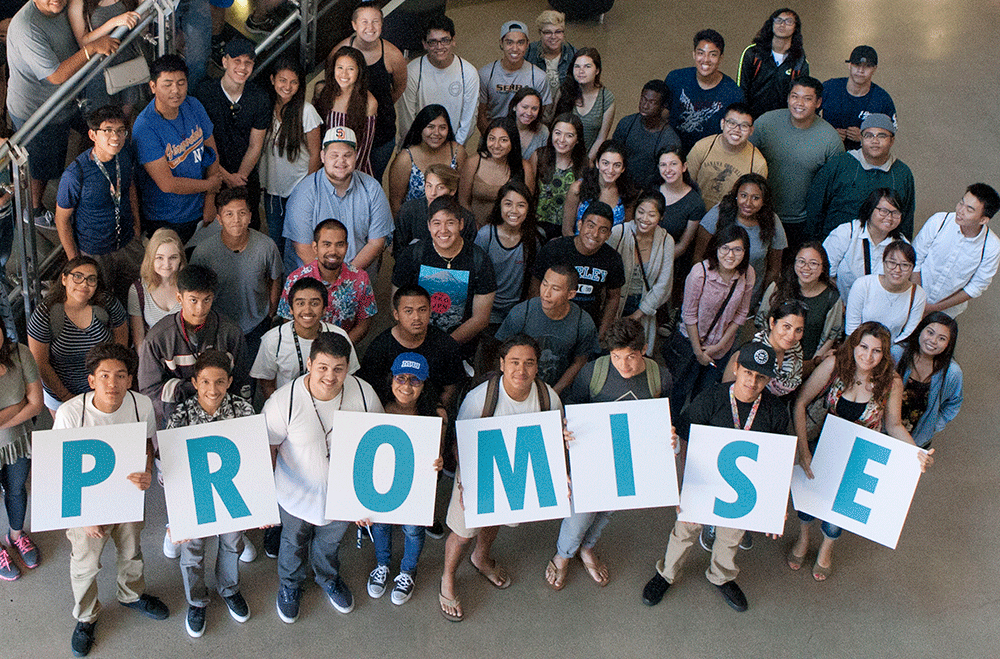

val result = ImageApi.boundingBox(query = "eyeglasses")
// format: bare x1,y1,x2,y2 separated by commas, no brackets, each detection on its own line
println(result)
884,259,913,272
873,206,902,219
724,118,752,132
393,374,424,386
96,127,129,137
718,245,745,255
68,271,99,286
795,258,822,269
424,36,453,47
540,29,564,36
773,16,795,25
861,131,892,142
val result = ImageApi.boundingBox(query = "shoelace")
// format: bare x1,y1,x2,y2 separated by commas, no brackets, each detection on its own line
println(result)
0,549,11,570
394,573,414,589
371,565,389,583
12,534,34,555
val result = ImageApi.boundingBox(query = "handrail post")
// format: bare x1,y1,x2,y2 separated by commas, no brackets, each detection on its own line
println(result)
300,0,318,70
8,143,39,319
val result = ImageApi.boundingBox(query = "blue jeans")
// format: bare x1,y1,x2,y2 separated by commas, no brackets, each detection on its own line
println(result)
264,193,288,261
796,512,843,539
369,138,396,184
663,331,729,412
371,523,425,574
1,456,30,532
176,0,211,88
556,510,613,559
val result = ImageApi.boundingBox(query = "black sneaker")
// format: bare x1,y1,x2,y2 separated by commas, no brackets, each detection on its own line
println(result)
121,594,169,620
425,519,445,540
263,526,281,559
245,12,280,34
642,573,670,606
71,621,96,657
211,36,226,68
224,592,250,623
739,532,753,550
325,578,354,613
717,580,748,612
390,572,415,605
276,585,300,623
185,605,206,638
699,525,716,551
367,564,389,598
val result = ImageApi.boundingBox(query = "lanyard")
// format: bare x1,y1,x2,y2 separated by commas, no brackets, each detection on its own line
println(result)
93,152,123,246
291,325,306,376
729,384,761,430
306,378,341,459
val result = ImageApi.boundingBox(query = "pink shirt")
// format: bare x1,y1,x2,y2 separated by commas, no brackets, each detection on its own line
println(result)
680,260,756,350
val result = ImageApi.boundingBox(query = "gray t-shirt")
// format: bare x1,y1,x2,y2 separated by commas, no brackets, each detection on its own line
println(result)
190,229,282,332
0,344,39,448
6,2,79,121
566,357,671,404
476,224,539,324
495,297,598,386
700,204,788,300
749,109,844,225
478,60,553,120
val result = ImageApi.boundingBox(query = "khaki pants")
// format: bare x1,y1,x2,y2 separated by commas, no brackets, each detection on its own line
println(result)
655,521,742,586
66,521,145,623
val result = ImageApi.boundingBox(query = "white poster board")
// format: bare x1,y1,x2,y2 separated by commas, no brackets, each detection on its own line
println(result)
565,398,678,514
158,415,280,541
677,424,797,535
790,414,924,549
456,410,570,528
31,423,148,532
325,411,442,525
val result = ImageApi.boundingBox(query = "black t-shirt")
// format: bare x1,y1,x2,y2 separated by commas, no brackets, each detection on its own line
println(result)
677,381,790,441
394,199,478,250
359,325,466,406
391,239,497,334
194,79,271,174
533,236,625,325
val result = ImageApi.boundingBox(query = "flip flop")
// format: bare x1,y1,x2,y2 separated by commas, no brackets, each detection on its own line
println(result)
787,545,807,571
439,591,463,622
812,559,832,582
470,558,511,589
545,559,567,591
580,554,609,586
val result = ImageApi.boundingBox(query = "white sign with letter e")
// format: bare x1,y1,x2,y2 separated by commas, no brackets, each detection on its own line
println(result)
790,414,923,549
325,411,442,525
565,398,678,514
456,410,570,528
158,415,279,541
31,422,148,532
677,425,797,535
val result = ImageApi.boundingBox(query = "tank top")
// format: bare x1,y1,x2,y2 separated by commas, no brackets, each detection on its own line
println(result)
351,37,396,147
404,144,457,202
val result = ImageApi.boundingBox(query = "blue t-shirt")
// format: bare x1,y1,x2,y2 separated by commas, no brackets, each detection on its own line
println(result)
664,67,744,153
819,78,897,150
132,97,216,225
56,147,137,254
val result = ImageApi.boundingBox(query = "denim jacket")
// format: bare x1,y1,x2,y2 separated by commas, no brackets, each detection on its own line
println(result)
891,345,963,448
526,41,576,84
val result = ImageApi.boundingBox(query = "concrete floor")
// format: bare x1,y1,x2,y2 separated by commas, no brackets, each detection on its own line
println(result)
6,0,1000,657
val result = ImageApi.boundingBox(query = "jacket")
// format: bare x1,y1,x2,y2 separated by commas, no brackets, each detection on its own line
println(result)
737,43,809,118
891,345,963,448
608,222,674,354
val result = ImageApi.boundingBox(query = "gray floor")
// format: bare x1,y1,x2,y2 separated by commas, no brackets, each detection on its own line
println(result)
6,1,1000,657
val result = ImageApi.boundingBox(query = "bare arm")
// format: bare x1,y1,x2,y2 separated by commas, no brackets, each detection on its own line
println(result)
477,103,491,139
237,128,267,180
562,181,582,237
142,157,221,196
673,220,700,259
348,316,371,344
351,237,386,272
553,353,588,395
587,101,616,162
129,182,141,239
792,355,836,479
450,292,494,344
458,155,478,210
0,378,43,430
924,290,971,315
306,127,322,174
528,276,541,298
130,314,146,346
691,225,712,264
69,0,139,46
113,320,128,347
387,148,412,217
522,158,536,194
47,36,118,85
268,278,281,317
386,41,408,104
55,205,79,260
765,247,783,293
883,374,914,445
293,241,313,266
28,338,73,403
598,287,621,338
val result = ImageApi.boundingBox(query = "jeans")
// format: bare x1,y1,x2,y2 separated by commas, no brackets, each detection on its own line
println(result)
795,512,843,539
556,510,613,559
1,456,30,531
663,331,729,412
176,0,212,88
369,138,396,184
179,531,241,606
371,523,426,574
263,193,288,261
277,505,349,590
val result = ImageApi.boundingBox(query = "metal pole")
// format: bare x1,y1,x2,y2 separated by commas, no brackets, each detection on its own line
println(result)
254,8,302,57
300,0,318,71
8,144,39,318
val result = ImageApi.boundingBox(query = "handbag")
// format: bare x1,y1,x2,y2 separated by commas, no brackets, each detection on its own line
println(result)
104,55,150,96
803,390,830,443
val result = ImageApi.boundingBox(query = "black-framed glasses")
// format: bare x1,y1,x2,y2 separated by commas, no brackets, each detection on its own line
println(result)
96,127,129,137
393,374,425,386
68,271,99,286
424,36,453,47
773,16,795,25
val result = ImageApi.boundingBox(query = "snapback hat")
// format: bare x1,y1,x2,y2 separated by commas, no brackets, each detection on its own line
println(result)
322,126,358,149
500,20,529,39
737,342,777,378
392,352,429,381
846,45,878,66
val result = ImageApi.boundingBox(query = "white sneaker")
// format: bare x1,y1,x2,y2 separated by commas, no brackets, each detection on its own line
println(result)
163,529,180,559
239,534,257,563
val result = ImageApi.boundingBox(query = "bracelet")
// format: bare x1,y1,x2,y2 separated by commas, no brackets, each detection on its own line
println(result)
84,46,90,61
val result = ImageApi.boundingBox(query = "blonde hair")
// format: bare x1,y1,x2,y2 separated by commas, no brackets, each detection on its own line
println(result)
536,10,565,30
425,164,461,192
140,228,186,289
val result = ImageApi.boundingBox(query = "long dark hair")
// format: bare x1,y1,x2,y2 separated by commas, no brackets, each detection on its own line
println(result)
269,56,307,163
716,173,777,246
579,139,630,205
536,112,587,183
896,312,959,378
769,240,833,308
44,256,112,310
858,188,904,239
705,223,751,275
555,47,603,117
316,46,370,145
402,104,456,149
507,87,543,132
835,322,896,405
0,316,14,369
752,8,804,61
487,179,539,298
476,116,525,183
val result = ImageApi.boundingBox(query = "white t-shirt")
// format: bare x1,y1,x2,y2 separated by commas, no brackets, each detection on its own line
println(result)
264,374,383,526
845,274,927,343
399,55,480,145
457,377,562,421
260,102,324,198
53,390,157,440
250,321,360,389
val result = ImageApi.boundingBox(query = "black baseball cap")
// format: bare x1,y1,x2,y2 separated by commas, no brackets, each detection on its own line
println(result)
737,342,777,378
846,46,877,66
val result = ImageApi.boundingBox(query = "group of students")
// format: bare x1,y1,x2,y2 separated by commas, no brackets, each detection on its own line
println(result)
0,1,994,656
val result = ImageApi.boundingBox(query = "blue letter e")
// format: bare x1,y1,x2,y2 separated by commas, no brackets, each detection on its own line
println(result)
832,437,891,523
62,440,116,517
713,441,759,519
187,436,251,525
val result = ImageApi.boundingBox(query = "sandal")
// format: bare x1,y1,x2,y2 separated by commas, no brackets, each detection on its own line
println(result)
580,554,609,586
439,591,463,622
787,545,807,571
545,559,568,591
470,557,511,589
812,559,832,582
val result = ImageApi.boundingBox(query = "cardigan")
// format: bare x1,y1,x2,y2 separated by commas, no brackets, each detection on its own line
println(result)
608,222,674,354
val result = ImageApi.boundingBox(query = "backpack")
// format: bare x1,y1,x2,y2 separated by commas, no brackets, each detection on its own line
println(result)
588,355,662,400
480,371,551,417
49,302,109,343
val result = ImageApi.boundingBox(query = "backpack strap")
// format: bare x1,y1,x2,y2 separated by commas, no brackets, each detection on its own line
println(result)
481,372,502,417
643,358,661,398
133,279,145,324
589,355,611,400
49,302,66,343
536,378,551,411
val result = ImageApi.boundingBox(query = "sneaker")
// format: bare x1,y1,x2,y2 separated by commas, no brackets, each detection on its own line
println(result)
739,532,754,551
699,525,716,552
121,594,169,620
367,564,389,598
163,529,180,559
641,573,670,607
0,547,21,581
263,526,281,559
245,12,280,33
71,621,96,657
239,534,257,563
325,578,354,614
185,605,206,638
717,580,748,612
211,36,226,68
33,208,55,228
7,532,40,568
223,592,250,623
276,585,300,623
390,572,415,605
425,519,445,540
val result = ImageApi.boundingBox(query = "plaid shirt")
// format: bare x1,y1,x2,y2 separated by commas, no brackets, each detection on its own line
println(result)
165,393,256,429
